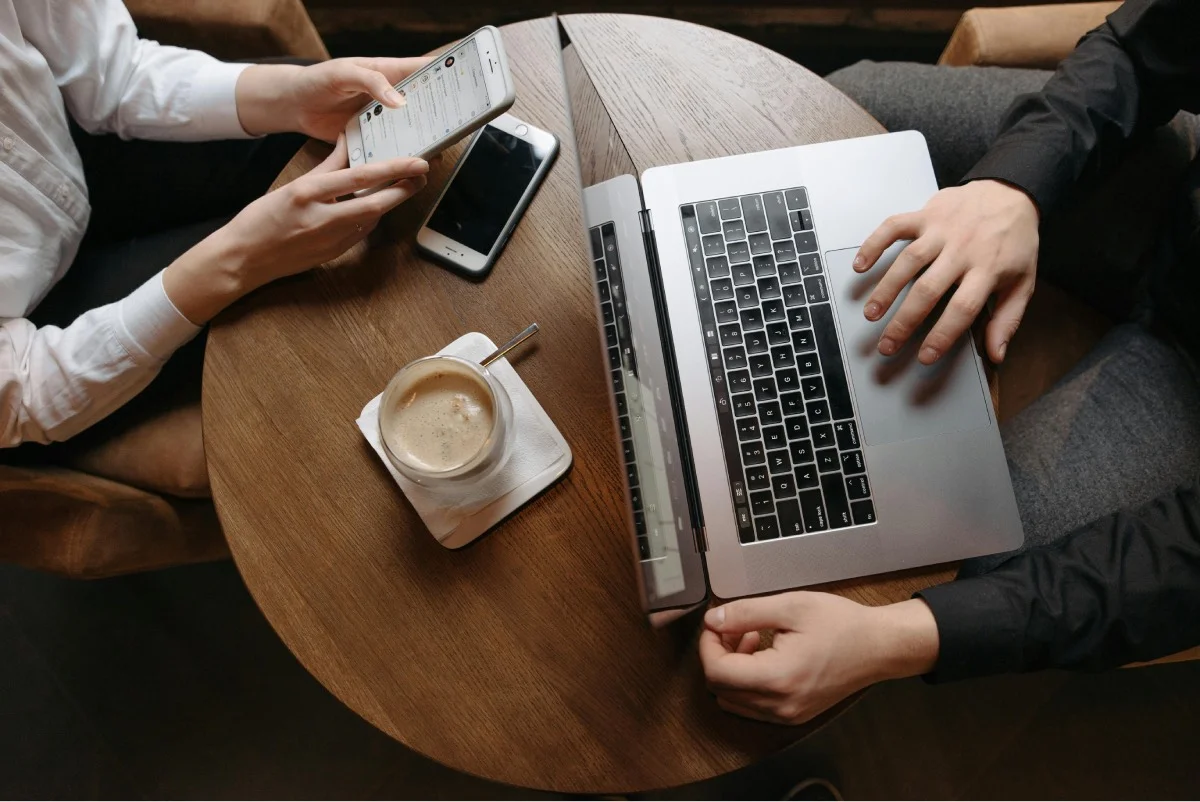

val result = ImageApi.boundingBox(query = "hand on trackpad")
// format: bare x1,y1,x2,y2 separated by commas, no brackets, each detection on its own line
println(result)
825,247,991,447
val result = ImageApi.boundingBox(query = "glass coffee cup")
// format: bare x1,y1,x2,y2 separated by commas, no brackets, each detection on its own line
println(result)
377,355,514,490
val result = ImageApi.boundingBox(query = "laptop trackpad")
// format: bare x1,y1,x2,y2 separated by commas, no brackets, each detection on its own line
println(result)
825,247,991,447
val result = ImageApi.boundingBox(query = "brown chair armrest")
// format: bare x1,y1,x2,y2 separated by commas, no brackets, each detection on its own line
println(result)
939,2,1121,69
0,465,227,578
124,0,329,61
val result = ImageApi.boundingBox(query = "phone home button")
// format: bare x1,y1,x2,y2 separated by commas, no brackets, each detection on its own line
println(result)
351,147,362,161
515,124,529,136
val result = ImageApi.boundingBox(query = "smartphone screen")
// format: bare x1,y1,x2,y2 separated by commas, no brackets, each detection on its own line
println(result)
425,125,553,256
358,39,492,161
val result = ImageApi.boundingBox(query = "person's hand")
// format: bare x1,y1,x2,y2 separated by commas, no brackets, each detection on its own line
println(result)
854,179,1040,365
236,57,430,142
699,593,939,726
163,135,428,324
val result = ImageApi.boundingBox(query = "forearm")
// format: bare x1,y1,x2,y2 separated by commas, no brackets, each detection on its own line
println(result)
235,64,308,137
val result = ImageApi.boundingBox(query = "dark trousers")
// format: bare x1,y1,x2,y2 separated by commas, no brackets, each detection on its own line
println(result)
19,125,305,459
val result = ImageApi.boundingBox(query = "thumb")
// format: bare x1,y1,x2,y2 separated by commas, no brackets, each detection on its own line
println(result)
985,274,1034,363
309,133,348,176
704,594,799,634
348,65,405,109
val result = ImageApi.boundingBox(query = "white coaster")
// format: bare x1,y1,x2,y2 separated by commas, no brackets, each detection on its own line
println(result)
356,333,572,549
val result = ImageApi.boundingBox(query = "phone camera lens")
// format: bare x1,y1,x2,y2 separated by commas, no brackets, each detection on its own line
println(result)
373,105,383,116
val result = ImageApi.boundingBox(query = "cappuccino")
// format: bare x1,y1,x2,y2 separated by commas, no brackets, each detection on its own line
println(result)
381,365,495,473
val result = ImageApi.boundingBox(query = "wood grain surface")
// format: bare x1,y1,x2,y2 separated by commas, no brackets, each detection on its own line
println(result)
204,15,956,794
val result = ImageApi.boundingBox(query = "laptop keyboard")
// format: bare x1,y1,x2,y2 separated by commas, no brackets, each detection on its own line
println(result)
590,223,653,562
680,188,877,543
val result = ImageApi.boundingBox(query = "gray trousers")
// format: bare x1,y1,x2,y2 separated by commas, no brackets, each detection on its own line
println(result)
826,61,1200,574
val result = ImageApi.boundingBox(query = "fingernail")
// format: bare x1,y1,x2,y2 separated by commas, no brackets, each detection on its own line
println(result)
853,254,865,270
998,341,1008,361
864,301,881,320
878,336,897,356
386,89,404,106
920,346,940,363
704,606,725,628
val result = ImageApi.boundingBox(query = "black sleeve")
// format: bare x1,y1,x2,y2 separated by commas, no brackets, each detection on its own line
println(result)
916,483,1200,683
962,0,1200,217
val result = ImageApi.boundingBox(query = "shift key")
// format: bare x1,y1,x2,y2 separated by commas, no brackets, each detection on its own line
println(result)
821,472,853,528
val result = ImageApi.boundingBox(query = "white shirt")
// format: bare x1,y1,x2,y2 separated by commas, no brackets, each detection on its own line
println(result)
1,0,252,446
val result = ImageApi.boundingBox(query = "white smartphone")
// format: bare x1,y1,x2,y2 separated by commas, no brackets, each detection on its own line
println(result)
416,113,558,278
345,25,515,169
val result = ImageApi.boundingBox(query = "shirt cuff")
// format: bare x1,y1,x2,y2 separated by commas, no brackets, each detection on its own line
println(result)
188,59,255,140
914,576,1028,684
961,137,1078,219
115,272,202,365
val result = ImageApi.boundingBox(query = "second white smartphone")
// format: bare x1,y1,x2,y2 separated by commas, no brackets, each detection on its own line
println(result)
345,25,515,167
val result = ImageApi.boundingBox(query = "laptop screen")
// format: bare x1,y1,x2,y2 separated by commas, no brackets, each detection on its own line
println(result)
556,28,708,614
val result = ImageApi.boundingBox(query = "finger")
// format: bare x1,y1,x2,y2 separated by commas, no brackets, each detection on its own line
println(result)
854,212,921,273
700,630,780,691
985,273,1035,363
308,134,348,177
863,234,942,327
704,594,798,635
717,696,784,725
876,249,963,358
341,175,428,219
737,630,762,655
302,157,429,201
346,56,431,86
341,64,405,108
917,270,995,365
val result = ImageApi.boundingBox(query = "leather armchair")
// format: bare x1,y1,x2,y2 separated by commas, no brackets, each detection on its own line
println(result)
0,0,326,579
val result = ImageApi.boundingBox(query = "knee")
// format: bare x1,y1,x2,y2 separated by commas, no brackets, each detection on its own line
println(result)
825,60,884,109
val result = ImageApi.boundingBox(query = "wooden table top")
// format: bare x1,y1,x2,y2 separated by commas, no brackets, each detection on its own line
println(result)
203,14,958,794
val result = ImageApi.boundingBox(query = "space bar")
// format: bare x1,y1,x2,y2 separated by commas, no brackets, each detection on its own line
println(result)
811,303,854,420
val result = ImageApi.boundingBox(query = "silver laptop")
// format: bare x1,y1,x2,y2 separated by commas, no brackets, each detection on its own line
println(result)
559,42,1023,612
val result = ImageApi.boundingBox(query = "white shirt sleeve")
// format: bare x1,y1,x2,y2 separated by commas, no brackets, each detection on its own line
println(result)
1,272,201,446
14,0,252,141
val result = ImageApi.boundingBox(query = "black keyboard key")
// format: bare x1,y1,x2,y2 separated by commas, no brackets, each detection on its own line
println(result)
730,481,747,507
736,285,760,309
741,310,766,333
799,253,822,275
719,197,743,220
753,254,776,278
605,324,618,348
598,281,611,303
601,302,614,325
724,346,747,371
731,262,756,286
792,329,816,353
622,439,636,463
630,486,641,510
811,423,834,447
612,369,624,393
697,201,721,234
784,417,809,444
785,187,809,210
780,391,805,417
852,499,877,525
750,491,774,516
590,226,604,257
762,425,786,451
762,297,786,322
776,369,800,393
746,466,770,490
594,259,607,281
744,328,768,352
616,394,627,415
741,441,765,465
801,376,825,400
736,416,760,442
608,346,621,369
619,415,632,439
634,510,646,534
755,515,780,540
764,191,791,241
767,448,792,475
816,447,839,472
728,370,751,393
773,240,797,263
794,230,818,254
846,474,870,500
778,261,802,285
841,450,866,475
787,307,811,329
753,377,778,401
797,353,820,376
707,255,730,277
719,323,742,347
804,276,828,304
740,195,768,233
807,399,831,424
771,345,796,369
715,301,739,324
777,498,804,536
627,462,639,486
758,401,782,426
821,472,853,528
733,393,756,417
811,304,854,421
749,231,772,255
790,438,813,464
766,321,790,345
737,507,755,542
638,537,650,560
790,208,814,231
749,353,773,378
783,284,807,308
727,240,750,263
758,276,782,299
772,473,797,498
722,219,747,241
711,277,734,301
834,421,860,450
796,463,820,490
799,489,828,532
703,234,724,257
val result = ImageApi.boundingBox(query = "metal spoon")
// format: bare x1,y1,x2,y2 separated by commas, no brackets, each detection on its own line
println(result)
480,323,540,367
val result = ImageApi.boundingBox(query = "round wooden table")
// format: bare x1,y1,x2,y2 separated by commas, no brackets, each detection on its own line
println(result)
203,14,958,794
